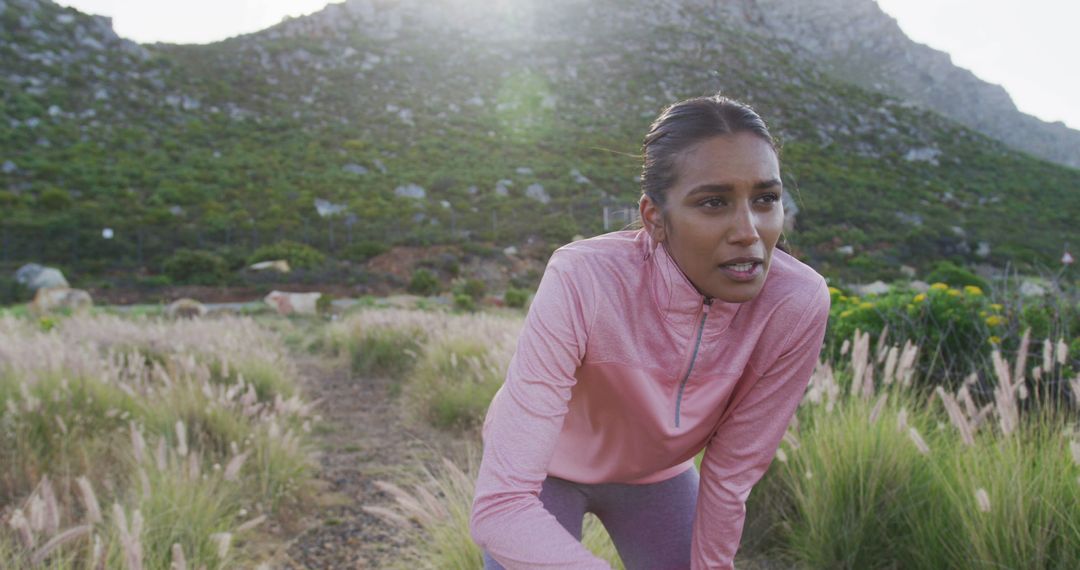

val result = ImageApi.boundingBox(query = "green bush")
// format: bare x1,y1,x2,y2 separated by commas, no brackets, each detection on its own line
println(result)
453,293,476,312
0,276,32,306
344,240,389,263
925,261,991,292
316,293,334,316
248,240,326,270
409,269,441,296
504,287,529,309
162,249,230,285
455,278,487,301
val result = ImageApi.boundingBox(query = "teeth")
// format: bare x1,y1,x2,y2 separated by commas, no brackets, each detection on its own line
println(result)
726,262,754,272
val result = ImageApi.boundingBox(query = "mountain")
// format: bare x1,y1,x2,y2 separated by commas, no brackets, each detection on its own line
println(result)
723,0,1080,170
1,0,1077,286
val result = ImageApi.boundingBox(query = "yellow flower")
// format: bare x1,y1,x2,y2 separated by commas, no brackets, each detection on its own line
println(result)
859,302,874,310
840,309,854,319
946,289,961,297
930,282,949,291
988,336,1002,345
828,287,842,296
914,293,927,303
964,285,983,296
990,303,1003,312
985,315,1005,327
979,311,987,318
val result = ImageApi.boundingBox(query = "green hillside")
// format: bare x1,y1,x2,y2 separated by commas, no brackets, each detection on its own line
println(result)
1,0,1077,286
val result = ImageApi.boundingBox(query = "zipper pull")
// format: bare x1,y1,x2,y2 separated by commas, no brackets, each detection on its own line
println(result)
703,296,713,313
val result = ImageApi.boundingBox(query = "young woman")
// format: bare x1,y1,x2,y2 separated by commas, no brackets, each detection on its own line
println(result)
470,94,830,569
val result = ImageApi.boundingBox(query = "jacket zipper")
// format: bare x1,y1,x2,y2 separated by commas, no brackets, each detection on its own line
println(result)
674,296,712,428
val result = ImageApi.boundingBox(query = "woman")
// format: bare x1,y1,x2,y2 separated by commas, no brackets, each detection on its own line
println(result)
470,94,830,569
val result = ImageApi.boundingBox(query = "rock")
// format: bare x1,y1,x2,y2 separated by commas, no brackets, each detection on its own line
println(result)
570,168,591,185
975,241,991,258
904,147,941,165
895,211,924,226
31,287,92,314
525,183,550,204
852,280,890,296
15,263,69,290
836,245,855,256
249,260,291,273
1019,280,1047,298
394,183,426,200
264,291,322,316
314,198,347,217
342,163,368,175
494,179,512,197
900,265,917,278
910,280,930,293
166,298,207,319
515,167,534,175
503,246,519,257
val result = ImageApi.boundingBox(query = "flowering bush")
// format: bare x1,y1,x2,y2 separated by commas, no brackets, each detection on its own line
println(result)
826,283,1077,390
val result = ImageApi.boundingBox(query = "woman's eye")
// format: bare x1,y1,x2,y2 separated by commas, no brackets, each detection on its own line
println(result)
756,193,780,205
700,198,725,208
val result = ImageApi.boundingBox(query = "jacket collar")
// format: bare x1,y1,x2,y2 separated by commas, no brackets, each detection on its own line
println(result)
639,229,741,336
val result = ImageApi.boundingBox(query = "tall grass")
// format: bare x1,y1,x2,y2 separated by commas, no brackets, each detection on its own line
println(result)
363,450,625,569
0,313,315,568
324,308,521,429
768,329,1080,569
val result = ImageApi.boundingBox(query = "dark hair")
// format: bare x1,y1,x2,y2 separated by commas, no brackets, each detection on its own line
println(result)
641,94,777,208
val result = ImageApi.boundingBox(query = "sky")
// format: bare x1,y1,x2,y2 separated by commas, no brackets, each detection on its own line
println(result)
54,0,1080,130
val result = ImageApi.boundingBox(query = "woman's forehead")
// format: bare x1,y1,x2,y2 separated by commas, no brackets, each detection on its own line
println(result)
673,134,780,188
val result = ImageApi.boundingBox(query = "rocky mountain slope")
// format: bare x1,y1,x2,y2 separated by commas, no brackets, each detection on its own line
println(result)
721,0,1080,170
1,0,1077,284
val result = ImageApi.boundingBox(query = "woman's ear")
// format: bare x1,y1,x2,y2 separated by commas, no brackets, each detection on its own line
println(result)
639,195,666,243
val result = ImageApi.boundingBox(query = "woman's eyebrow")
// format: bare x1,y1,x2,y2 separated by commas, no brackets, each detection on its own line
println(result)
687,178,782,196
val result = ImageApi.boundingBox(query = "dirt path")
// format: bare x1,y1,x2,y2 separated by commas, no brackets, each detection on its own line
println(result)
271,355,445,569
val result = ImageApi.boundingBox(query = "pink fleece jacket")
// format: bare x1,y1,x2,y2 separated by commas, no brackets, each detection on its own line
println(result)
470,229,830,569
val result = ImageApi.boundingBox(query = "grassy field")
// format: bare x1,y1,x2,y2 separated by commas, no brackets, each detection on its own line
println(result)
2,292,1077,568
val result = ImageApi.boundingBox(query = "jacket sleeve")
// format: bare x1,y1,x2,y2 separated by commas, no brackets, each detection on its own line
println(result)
470,252,610,569
691,279,830,569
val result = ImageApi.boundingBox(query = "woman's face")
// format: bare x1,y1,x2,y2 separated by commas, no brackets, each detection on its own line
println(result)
641,133,784,303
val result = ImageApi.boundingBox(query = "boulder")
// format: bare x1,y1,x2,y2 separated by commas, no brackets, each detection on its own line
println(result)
264,290,322,316
15,263,69,290
1019,280,1047,298
166,298,207,319
851,280,890,297
249,260,291,273
31,287,92,314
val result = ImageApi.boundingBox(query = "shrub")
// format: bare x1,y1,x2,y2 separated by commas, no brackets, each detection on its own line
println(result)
162,249,229,285
344,240,389,263
409,269,441,296
0,276,31,306
925,261,991,292
503,288,529,309
456,278,487,301
453,293,477,313
316,293,333,316
248,240,325,270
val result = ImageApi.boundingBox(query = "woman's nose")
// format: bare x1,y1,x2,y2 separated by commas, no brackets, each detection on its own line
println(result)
726,205,760,245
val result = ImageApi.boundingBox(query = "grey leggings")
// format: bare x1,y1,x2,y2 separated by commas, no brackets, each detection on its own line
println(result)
482,466,699,570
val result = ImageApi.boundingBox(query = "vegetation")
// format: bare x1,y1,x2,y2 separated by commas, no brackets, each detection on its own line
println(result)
0,313,314,568
1,0,1078,288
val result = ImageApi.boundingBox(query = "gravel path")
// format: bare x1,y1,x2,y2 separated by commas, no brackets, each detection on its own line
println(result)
274,355,440,569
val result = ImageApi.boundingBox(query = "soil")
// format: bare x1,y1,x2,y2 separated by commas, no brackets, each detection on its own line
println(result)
249,352,467,569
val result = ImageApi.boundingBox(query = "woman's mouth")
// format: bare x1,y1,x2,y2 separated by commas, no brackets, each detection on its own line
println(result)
718,260,763,282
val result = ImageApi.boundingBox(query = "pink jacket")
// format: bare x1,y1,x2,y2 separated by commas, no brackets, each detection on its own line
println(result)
471,229,830,569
